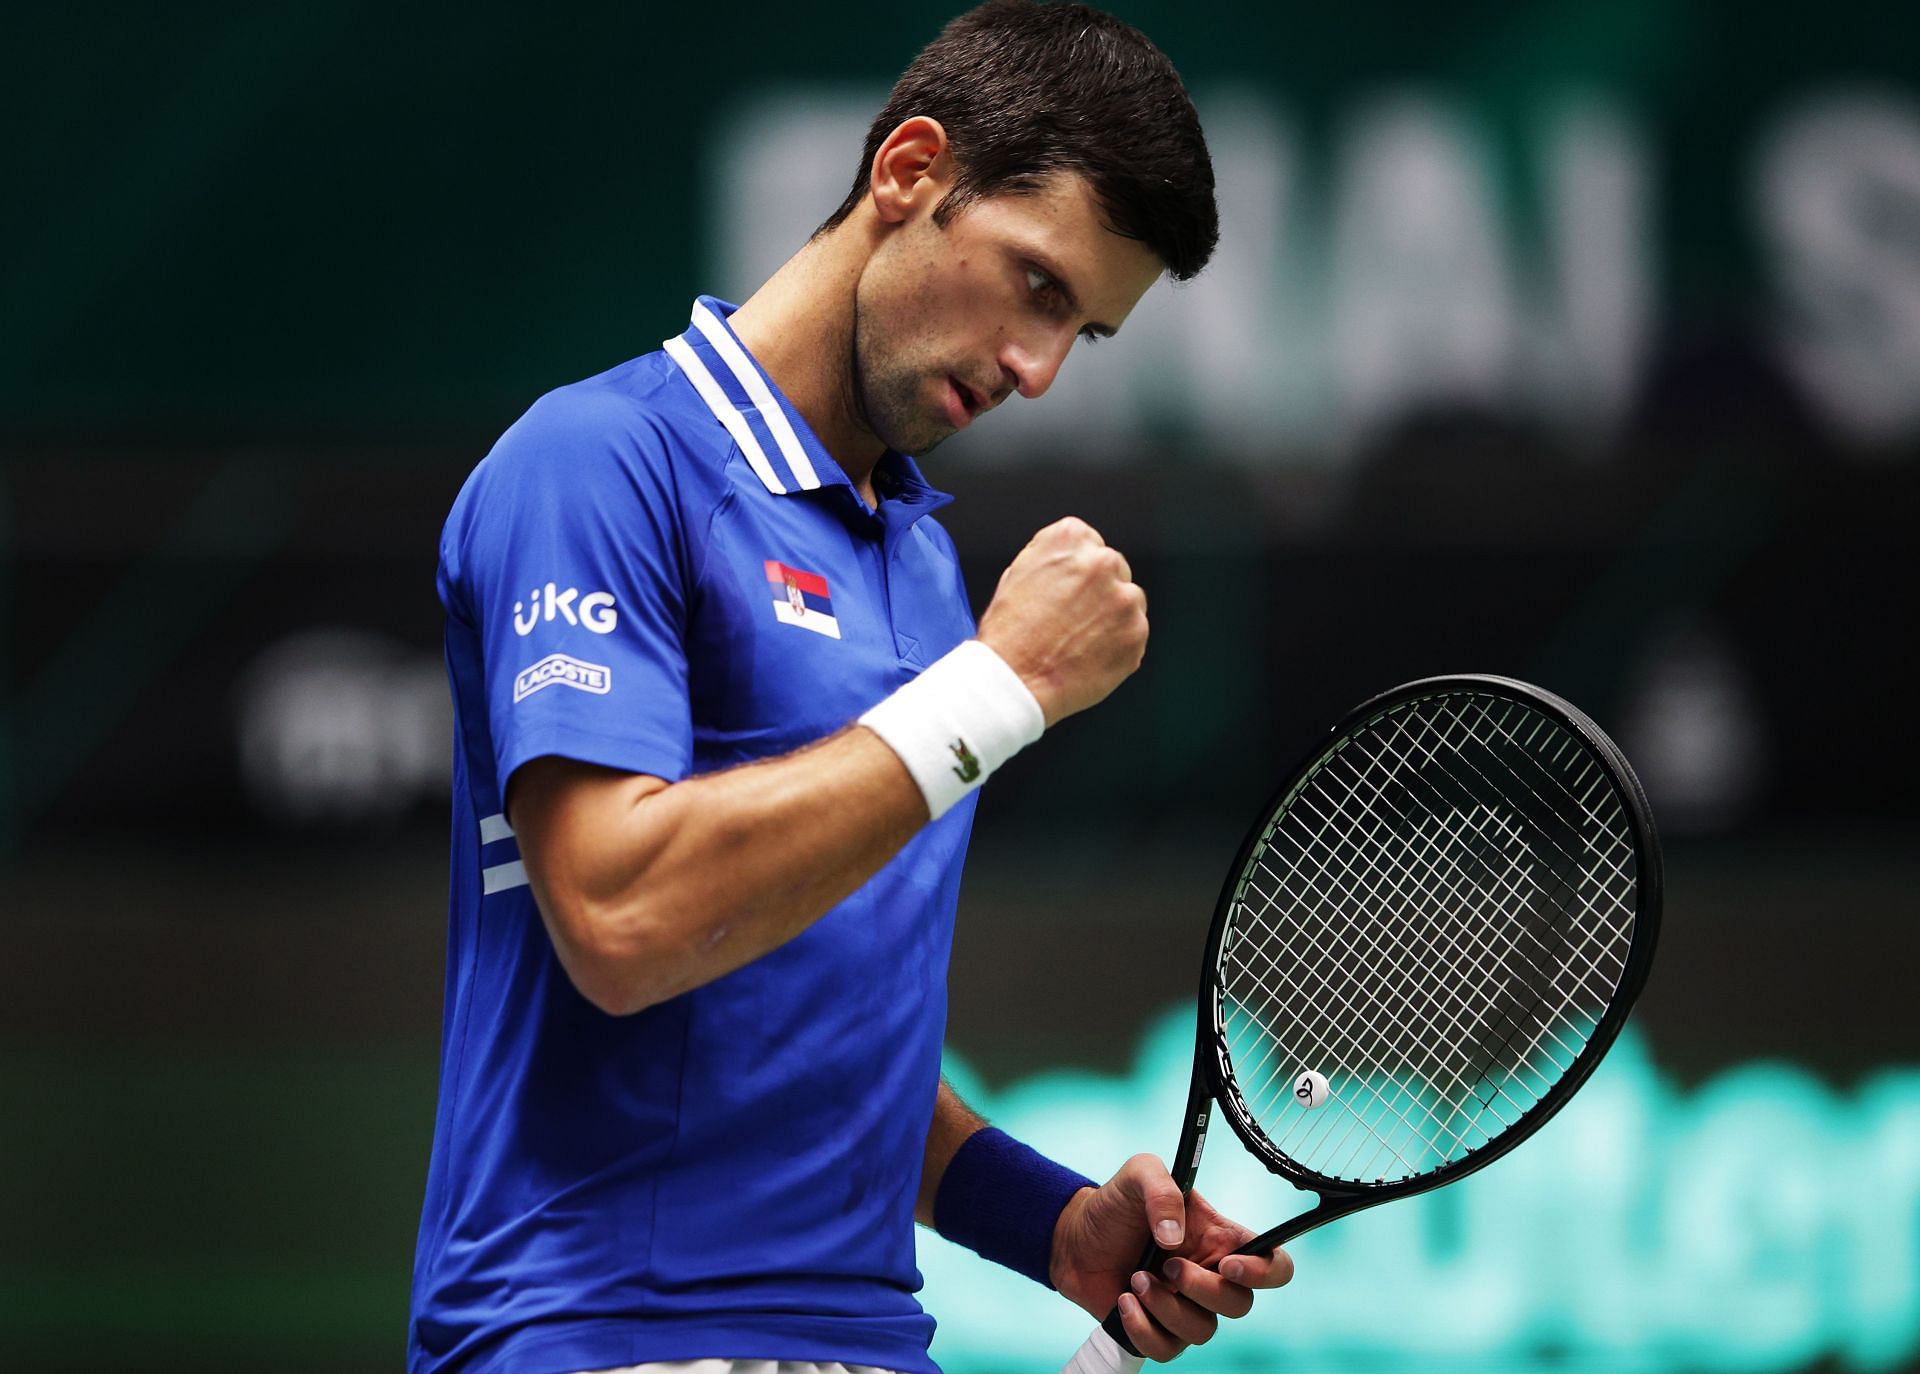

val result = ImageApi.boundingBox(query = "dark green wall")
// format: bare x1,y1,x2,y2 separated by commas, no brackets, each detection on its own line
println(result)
12,1,1915,432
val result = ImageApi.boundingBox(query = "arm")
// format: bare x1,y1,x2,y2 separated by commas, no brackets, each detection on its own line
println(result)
915,1077,992,1225
509,727,923,1015
914,1081,1296,1363
510,516,1146,1016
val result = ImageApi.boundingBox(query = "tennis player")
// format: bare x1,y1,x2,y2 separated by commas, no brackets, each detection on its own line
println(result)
410,5,1290,1372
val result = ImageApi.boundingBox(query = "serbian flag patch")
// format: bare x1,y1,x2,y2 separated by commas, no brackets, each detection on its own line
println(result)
765,559,841,639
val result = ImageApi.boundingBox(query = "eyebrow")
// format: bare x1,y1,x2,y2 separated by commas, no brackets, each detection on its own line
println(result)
1024,250,1120,338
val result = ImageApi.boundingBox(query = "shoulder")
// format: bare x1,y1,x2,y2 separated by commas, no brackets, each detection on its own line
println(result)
441,351,728,586
490,355,687,488
461,352,740,515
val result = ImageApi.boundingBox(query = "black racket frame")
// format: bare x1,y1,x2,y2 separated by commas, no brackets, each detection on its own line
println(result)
1101,674,1662,1354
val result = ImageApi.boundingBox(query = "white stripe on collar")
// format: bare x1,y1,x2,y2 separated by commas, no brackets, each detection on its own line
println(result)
690,302,821,491
664,334,786,495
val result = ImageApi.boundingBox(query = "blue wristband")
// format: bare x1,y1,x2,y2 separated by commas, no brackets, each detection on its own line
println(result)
932,1126,1096,1287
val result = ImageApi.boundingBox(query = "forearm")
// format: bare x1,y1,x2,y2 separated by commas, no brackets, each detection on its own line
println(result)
917,1078,988,1225
918,1082,1097,1287
513,724,925,1014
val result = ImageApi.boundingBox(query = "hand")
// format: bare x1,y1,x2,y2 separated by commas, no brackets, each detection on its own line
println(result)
1049,1154,1294,1363
975,517,1147,727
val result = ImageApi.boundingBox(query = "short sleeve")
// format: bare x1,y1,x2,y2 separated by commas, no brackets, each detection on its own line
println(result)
442,385,695,792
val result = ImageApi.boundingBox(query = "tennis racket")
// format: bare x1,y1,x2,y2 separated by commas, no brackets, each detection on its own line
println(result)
1062,674,1661,1373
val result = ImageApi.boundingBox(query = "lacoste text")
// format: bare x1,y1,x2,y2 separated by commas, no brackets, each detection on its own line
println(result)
513,654,612,703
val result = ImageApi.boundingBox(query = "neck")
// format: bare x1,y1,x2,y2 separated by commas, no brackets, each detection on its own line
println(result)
726,224,886,502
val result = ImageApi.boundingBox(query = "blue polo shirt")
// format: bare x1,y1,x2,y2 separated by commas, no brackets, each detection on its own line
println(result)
411,297,978,1374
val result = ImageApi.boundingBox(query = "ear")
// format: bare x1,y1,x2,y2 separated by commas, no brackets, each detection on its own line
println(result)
868,116,952,225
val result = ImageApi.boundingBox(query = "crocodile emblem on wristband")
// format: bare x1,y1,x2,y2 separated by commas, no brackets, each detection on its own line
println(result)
948,737,982,783
857,642,1042,820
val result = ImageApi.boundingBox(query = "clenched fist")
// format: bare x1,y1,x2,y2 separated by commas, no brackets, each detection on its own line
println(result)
976,517,1148,727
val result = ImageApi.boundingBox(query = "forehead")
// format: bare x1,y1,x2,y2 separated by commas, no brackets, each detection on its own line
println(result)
950,174,1164,319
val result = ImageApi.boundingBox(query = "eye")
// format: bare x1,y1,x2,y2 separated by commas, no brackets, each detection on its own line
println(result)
1025,262,1098,342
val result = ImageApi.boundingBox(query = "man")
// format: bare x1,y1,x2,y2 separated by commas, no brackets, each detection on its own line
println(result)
411,4,1291,1372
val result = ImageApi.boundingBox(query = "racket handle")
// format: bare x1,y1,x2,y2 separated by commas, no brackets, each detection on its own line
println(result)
1063,1230,1169,1366
1059,1320,1145,1374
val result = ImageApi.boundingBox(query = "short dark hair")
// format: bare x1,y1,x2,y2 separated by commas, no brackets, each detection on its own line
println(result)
817,0,1218,281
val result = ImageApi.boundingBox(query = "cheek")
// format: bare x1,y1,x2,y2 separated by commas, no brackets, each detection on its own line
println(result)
870,230,1009,366
935,261,1017,355
913,259,972,318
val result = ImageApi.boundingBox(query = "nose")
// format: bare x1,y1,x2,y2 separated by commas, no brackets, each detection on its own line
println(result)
997,327,1075,402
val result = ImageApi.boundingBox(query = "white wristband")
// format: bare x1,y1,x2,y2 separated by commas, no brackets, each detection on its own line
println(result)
859,640,1045,820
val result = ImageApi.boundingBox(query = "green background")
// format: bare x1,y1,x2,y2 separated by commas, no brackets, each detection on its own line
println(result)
5,2,1918,1370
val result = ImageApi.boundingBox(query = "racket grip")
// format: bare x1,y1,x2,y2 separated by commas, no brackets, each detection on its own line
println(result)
1060,1230,1167,1371
1060,1320,1145,1374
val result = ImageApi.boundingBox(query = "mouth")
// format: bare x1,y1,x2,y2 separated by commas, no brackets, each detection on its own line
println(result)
944,375,988,430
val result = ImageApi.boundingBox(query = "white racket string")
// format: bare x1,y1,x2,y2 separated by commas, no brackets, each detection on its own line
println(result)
1236,846,1531,1141
1234,853,1525,1176
1221,907,1474,1170
1226,695,1630,1176
1333,732,1630,1002
1213,689,1637,1184
1230,851,1531,1176
1243,776,1595,1173
1238,725,1576,1130
1389,700,1638,951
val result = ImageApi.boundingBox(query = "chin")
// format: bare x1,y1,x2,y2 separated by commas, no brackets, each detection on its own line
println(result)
910,426,956,457
866,402,950,459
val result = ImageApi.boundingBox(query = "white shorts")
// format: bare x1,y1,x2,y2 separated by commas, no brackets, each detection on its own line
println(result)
576,1363,904,1374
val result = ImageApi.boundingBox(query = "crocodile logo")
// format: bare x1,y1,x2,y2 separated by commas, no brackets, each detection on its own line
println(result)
948,737,982,784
